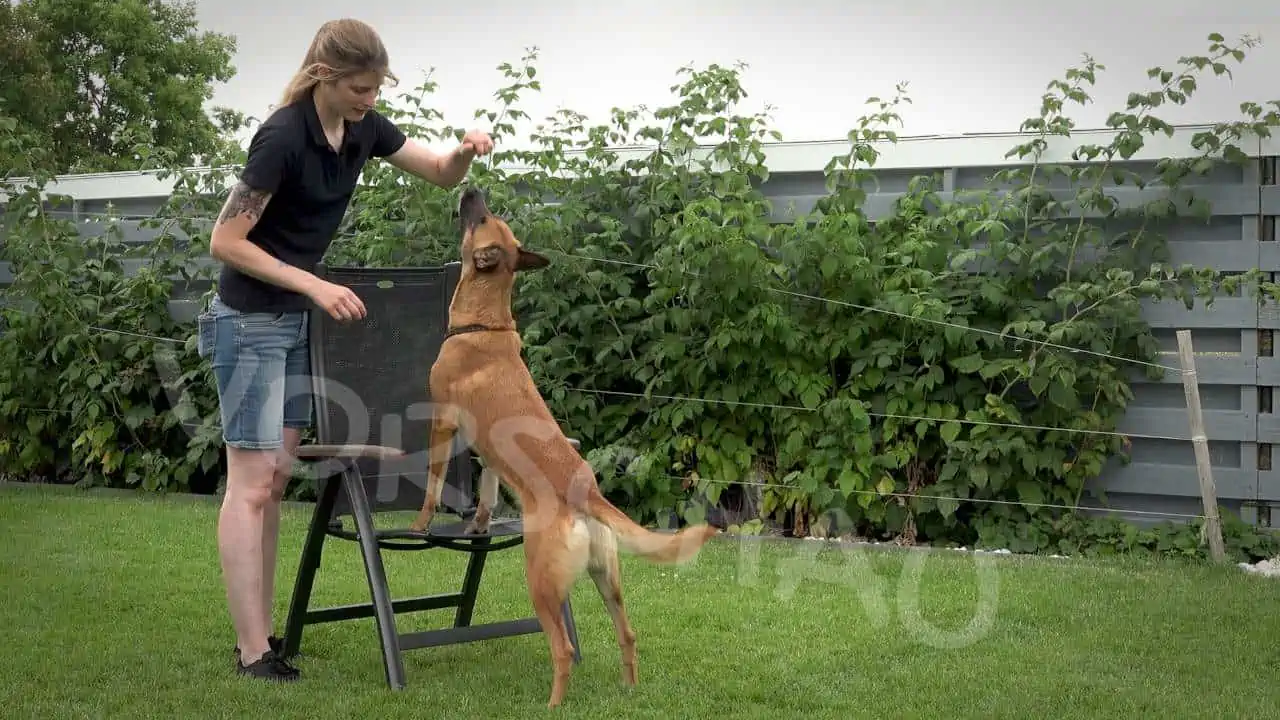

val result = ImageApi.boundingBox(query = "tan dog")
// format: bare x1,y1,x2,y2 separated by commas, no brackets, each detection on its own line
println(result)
408,186,720,708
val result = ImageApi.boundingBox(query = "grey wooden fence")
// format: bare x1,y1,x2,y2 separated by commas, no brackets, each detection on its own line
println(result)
3,129,1278,527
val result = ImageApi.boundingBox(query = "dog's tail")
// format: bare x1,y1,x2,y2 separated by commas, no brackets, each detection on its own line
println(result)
584,490,720,564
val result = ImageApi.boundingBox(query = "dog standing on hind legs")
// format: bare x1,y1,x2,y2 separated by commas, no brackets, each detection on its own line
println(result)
408,186,721,708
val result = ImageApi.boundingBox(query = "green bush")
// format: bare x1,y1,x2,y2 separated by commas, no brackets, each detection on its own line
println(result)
0,119,234,493
3,34,1279,562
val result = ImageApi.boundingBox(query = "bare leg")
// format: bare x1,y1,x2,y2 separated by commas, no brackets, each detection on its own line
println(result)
260,427,302,635
219,445,283,665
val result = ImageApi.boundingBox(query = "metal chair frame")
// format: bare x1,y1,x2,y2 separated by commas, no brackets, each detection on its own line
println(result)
279,262,579,689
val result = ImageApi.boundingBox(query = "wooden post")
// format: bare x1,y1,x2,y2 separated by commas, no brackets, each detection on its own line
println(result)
1175,329,1227,563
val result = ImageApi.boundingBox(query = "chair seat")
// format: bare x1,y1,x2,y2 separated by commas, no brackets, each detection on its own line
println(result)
324,516,526,554
327,517,524,540
427,518,523,539
365,518,524,542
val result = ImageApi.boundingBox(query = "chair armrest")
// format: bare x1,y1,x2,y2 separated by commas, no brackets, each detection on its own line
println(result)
295,443,405,460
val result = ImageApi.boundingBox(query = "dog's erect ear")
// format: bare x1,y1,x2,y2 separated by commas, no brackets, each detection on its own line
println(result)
472,245,503,272
515,248,550,272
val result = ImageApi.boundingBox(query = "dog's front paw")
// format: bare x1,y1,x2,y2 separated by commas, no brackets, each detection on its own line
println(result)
408,509,436,534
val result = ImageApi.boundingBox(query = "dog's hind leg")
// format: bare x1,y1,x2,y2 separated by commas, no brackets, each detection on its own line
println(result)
586,518,638,687
408,407,459,532
526,520,590,708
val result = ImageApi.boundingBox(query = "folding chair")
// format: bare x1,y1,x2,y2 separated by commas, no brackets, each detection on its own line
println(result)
279,261,580,690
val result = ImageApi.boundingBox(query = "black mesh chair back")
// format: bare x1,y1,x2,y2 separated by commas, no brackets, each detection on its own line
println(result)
306,262,476,519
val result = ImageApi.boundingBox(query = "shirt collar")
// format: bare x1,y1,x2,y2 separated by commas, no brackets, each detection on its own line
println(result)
301,92,358,152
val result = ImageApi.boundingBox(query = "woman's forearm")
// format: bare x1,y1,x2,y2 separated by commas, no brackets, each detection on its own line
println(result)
210,233,320,296
434,145,476,187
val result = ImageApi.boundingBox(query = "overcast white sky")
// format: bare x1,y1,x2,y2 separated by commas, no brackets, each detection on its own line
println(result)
193,0,1280,152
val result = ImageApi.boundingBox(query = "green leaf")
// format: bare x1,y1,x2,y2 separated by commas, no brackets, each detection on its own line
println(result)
936,495,960,518
950,353,985,374
876,475,896,496
1029,373,1050,396
939,421,962,445
837,468,858,494
1048,378,1078,410
800,387,823,409
820,254,838,279
1016,481,1045,508
123,404,152,429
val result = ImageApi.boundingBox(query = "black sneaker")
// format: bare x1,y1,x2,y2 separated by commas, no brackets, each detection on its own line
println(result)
233,635,285,660
236,648,299,682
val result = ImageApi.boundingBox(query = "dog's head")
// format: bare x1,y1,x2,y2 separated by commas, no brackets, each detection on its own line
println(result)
458,186,550,275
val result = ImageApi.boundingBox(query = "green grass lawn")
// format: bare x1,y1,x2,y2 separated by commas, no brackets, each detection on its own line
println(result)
3,482,1278,719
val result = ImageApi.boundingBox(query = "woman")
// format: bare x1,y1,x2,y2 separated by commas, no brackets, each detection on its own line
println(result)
197,17,494,682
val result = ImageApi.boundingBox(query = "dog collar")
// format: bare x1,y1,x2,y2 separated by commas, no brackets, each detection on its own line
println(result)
445,323,514,339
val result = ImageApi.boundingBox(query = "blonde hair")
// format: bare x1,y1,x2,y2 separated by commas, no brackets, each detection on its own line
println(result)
279,19,398,106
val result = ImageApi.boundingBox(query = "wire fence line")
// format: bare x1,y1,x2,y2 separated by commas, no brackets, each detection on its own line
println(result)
5,205,1199,442
11,404,1206,521
11,400,1205,520
570,388,1188,442
16,403,207,433
3,318,1178,444
19,206,1184,376
665,473,1206,520
540,250,1184,374
0,314,1205,521
2,204,1210,521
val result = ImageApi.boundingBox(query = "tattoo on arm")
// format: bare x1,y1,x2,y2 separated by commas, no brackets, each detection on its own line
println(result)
216,182,272,225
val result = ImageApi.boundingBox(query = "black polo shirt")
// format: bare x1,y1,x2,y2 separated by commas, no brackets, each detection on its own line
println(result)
215,94,407,313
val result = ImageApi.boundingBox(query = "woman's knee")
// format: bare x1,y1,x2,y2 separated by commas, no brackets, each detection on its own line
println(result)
226,447,287,507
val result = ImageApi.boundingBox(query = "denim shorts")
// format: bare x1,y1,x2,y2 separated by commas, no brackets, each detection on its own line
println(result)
196,294,313,450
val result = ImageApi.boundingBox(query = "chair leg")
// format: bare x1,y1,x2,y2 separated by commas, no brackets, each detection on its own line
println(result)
342,465,407,690
562,598,582,664
453,538,491,628
281,470,340,660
